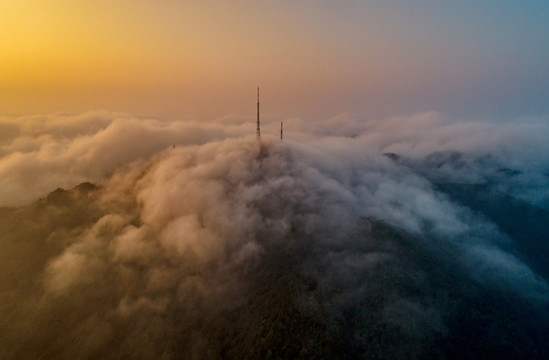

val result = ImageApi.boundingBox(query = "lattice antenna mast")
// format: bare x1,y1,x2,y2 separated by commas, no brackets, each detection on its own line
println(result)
280,121,283,140
256,87,261,141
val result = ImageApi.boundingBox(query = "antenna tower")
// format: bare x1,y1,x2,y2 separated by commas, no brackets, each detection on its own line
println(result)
256,87,261,140
280,121,283,140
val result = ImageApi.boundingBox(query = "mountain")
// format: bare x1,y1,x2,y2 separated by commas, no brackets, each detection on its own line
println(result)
2,175,549,359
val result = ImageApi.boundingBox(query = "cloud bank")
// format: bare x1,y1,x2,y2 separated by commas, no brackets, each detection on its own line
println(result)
1,111,549,359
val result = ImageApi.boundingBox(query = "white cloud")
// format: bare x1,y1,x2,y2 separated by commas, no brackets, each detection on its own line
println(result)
2,110,549,358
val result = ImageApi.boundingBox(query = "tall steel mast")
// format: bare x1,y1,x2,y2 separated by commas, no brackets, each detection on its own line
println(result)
256,87,261,141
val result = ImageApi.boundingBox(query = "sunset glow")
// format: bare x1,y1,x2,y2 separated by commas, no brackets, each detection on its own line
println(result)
3,1,547,119
2,3,549,359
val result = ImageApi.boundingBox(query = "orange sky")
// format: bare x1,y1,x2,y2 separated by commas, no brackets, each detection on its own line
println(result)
2,1,548,120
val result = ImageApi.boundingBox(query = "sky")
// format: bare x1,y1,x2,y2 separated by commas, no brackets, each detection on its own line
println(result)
1,0,548,120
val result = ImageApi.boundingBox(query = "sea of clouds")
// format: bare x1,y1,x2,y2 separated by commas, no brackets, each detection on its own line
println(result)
1,111,549,358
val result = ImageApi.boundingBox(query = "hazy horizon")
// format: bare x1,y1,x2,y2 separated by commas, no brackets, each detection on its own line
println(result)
2,1,549,120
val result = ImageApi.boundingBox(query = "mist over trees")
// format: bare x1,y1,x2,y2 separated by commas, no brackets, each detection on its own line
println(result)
1,112,549,359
